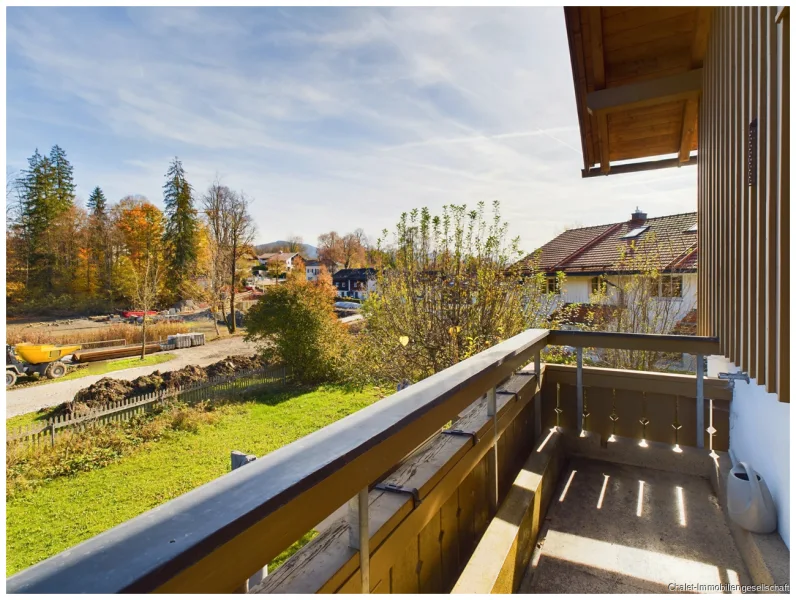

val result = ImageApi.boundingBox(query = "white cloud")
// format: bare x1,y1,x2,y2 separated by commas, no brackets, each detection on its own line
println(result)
6,7,698,253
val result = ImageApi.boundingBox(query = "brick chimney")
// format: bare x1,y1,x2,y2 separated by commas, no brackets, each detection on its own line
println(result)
630,207,647,224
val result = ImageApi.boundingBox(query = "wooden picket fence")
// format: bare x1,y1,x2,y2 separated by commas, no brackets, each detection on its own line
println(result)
7,365,290,450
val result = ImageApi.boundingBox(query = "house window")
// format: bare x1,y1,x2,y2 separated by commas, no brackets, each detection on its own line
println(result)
661,275,683,298
590,276,602,294
546,276,560,295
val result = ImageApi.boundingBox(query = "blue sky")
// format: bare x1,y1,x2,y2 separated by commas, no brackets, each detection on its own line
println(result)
6,7,698,252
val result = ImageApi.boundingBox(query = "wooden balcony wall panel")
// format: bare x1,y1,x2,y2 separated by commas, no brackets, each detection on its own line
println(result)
540,365,730,452
763,6,778,388
697,7,788,401
776,7,790,403
750,8,761,379
730,8,740,368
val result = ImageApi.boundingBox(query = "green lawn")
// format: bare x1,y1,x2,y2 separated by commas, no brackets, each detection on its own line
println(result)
6,384,383,576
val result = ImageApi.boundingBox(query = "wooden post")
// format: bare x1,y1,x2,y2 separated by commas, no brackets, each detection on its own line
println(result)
696,354,705,449
487,386,498,513
576,347,584,435
231,451,261,592
534,351,542,439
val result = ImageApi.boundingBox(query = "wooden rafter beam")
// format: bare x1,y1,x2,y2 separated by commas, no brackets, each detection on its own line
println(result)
586,68,703,114
679,97,699,163
679,8,711,163
588,7,609,173
588,7,605,88
597,112,610,174
690,7,714,66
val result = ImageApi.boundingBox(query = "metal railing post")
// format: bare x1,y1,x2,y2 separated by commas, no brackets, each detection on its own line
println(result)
347,488,370,593
576,347,584,435
534,351,542,439
696,354,705,449
487,386,499,512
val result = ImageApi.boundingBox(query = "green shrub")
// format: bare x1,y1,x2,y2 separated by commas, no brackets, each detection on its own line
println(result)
246,274,354,384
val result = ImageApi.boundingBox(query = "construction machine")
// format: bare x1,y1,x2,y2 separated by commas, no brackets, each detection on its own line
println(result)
6,343,81,388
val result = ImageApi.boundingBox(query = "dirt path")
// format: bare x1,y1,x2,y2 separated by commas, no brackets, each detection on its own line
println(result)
6,336,259,418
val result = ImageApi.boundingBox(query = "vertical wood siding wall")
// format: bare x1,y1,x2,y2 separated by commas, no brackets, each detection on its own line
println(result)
698,7,789,402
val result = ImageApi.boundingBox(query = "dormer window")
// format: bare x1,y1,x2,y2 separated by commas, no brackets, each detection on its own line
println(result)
685,223,697,232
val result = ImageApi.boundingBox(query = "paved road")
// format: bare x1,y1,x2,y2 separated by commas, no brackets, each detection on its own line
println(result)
6,335,259,418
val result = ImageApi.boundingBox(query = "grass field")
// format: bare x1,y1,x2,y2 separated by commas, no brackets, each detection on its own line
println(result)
6,384,384,577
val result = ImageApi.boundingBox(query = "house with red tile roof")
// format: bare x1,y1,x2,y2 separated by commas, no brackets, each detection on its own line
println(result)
516,208,698,323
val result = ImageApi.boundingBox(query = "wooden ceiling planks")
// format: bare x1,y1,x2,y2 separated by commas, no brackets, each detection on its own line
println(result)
564,6,711,176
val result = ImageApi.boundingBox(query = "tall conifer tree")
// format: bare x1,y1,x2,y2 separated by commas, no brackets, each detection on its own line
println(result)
162,157,198,301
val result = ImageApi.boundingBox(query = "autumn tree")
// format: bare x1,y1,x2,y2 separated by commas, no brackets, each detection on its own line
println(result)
133,252,162,359
113,197,166,303
200,182,255,333
358,202,562,384
340,232,367,269
317,231,342,270
162,157,198,302
286,234,304,253
291,255,306,280
227,192,255,332
201,182,232,336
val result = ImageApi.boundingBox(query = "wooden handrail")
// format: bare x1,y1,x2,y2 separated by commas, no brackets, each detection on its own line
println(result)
547,330,720,355
6,329,550,594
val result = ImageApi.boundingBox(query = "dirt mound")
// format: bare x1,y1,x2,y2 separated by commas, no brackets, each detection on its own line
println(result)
206,354,266,378
64,354,269,415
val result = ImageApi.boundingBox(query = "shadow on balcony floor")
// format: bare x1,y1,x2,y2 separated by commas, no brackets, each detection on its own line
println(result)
519,457,750,594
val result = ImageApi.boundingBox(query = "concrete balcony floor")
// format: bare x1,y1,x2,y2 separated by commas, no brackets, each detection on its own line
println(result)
519,458,751,594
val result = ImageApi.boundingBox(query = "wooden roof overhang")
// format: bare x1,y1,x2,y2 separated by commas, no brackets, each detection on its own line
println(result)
564,7,713,177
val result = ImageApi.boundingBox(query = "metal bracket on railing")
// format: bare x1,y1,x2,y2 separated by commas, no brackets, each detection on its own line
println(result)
441,429,479,446
718,371,750,389
373,483,422,507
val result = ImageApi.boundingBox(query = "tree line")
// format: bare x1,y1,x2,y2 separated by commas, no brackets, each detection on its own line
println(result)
6,146,255,332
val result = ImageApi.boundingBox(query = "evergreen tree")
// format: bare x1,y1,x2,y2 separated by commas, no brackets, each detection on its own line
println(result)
17,149,58,291
86,186,111,297
49,144,76,213
162,157,198,301
87,186,108,216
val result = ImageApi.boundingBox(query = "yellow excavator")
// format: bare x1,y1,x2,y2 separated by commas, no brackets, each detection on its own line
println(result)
6,343,81,388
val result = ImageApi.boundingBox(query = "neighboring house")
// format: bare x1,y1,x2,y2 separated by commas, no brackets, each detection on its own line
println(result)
516,208,698,324
332,268,377,299
304,259,322,282
257,252,300,277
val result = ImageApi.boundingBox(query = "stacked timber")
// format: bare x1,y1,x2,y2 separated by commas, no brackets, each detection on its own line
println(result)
72,343,162,363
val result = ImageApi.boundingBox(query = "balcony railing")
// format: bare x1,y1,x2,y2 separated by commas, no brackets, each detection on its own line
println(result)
6,329,725,594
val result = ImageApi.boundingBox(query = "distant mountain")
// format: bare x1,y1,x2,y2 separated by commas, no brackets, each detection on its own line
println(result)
254,241,318,259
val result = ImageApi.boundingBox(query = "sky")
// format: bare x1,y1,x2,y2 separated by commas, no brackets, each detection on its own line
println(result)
6,6,698,254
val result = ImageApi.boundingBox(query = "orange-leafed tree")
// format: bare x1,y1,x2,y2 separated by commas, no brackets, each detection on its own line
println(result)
112,197,165,304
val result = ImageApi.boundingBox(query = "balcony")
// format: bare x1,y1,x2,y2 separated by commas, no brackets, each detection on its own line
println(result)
6,330,789,594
